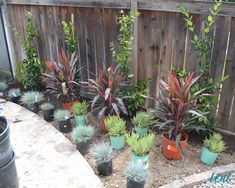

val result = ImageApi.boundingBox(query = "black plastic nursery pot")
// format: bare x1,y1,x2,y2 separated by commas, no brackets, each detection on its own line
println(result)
0,153,19,188
76,141,91,155
97,160,113,176
0,117,13,167
42,109,54,122
127,178,145,188
10,96,21,104
58,119,72,133
27,103,39,114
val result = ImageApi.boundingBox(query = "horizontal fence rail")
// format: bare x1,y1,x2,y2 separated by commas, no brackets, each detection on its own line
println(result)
1,0,235,133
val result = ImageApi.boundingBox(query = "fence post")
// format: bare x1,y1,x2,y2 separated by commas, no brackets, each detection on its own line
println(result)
131,0,138,85
2,0,16,76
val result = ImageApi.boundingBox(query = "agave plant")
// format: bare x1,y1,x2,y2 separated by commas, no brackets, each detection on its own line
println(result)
148,72,207,140
82,65,127,119
43,48,80,103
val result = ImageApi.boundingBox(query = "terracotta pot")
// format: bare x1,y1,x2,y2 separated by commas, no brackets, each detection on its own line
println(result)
162,133,188,160
63,99,80,114
100,116,108,132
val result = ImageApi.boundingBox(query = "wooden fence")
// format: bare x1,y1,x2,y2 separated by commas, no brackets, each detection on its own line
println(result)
1,0,235,133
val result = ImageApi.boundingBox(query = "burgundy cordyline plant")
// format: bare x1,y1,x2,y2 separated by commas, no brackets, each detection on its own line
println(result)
43,48,80,103
82,65,127,119
147,72,207,140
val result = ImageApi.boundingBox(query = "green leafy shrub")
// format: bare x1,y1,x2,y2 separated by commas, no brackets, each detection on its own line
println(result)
90,142,113,164
40,103,54,111
8,88,21,97
72,125,94,143
111,10,139,76
203,133,226,153
20,91,44,105
126,133,155,157
0,82,8,91
62,21,77,55
54,109,70,121
120,79,150,117
112,11,149,117
105,116,126,137
14,11,43,90
125,162,148,183
179,1,227,131
132,111,157,128
71,101,87,116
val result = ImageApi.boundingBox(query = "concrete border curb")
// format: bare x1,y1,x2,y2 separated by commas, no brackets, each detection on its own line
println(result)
159,163,235,188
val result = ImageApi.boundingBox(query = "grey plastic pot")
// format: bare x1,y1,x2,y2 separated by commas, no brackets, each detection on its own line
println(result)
97,160,113,176
75,141,91,155
127,178,145,188
10,96,21,104
27,103,39,114
0,117,13,168
42,109,54,122
0,152,19,188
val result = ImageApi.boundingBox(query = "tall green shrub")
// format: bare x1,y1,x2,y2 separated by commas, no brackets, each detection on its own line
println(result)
62,21,77,55
15,11,43,90
179,0,227,131
113,11,149,117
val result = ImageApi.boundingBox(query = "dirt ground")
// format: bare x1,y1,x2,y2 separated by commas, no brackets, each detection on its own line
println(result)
45,114,235,188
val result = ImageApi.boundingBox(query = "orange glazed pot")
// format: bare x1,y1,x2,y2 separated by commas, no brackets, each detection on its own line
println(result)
63,99,80,114
162,133,188,160
100,116,108,132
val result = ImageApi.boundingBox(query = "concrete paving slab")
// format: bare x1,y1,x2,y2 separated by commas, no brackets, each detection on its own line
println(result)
1,100,103,188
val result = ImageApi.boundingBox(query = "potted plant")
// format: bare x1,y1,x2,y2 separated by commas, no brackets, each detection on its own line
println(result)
146,72,207,160
90,141,113,176
125,162,148,188
54,109,72,133
82,65,127,131
132,111,157,137
43,49,81,112
126,133,155,169
8,88,21,104
20,91,44,113
0,82,8,99
105,116,126,150
72,125,94,155
201,132,226,165
40,103,54,122
71,101,88,127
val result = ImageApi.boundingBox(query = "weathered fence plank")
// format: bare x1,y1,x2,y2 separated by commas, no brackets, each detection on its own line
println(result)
4,1,235,17
218,17,235,131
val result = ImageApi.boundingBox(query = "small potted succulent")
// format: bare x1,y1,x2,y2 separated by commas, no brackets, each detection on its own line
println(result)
132,111,157,137
8,88,21,104
20,91,44,113
90,141,113,176
54,109,72,133
201,133,226,165
125,162,148,188
40,103,55,121
105,116,126,150
0,81,8,99
72,125,95,155
71,101,88,127
126,133,155,169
